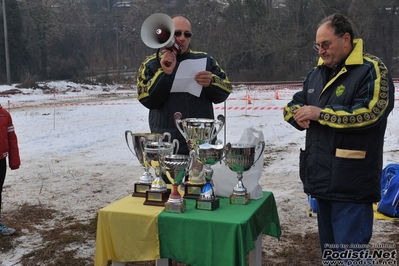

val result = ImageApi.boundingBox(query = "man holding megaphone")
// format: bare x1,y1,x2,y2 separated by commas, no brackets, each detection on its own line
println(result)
137,14,232,182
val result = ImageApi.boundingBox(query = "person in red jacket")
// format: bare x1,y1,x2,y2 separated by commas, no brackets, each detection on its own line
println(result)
0,105,20,236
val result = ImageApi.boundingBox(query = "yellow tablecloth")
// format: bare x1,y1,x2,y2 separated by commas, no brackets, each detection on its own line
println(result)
95,196,164,266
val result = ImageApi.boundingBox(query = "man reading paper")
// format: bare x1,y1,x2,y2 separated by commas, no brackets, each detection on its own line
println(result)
137,14,232,159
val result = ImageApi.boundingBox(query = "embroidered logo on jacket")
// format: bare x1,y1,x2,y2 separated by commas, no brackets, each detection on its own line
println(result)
336,85,345,97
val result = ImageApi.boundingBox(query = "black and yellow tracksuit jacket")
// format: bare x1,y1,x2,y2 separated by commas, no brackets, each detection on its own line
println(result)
137,49,232,155
284,39,395,203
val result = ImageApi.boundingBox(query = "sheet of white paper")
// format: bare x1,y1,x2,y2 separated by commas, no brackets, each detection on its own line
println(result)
170,58,207,97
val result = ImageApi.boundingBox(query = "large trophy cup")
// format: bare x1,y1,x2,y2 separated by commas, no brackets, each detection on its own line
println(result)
225,141,265,205
174,112,225,199
143,138,179,206
196,142,224,211
125,131,171,197
160,153,194,213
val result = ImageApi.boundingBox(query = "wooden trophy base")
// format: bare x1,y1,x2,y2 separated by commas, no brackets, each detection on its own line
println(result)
196,198,220,211
165,199,186,213
143,189,171,206
183,184,204,199
230,193,250,205
132,183,152,197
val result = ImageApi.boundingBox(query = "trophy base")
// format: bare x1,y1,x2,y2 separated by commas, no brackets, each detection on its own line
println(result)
196,198,220,211
184,184,204,199
143,189,171,206
230,193,250,205
165,199,186,213
132,183,152,197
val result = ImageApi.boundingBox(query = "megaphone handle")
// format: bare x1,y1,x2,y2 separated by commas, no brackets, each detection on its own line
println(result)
157,49,172,68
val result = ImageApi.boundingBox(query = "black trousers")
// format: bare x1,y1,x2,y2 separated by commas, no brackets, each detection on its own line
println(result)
0,158,7,219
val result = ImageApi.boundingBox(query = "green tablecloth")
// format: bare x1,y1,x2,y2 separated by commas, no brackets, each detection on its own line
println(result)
158,191,281,266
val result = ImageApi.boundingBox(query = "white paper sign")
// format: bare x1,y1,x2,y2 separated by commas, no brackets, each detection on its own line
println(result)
170,58,207,97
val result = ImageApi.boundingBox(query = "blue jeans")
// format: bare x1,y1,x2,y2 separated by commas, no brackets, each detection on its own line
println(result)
316,199,373,263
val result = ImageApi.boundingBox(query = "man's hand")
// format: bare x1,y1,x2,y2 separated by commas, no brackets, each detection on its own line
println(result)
293,106,321,129
160,50,176,74
195,71,212,87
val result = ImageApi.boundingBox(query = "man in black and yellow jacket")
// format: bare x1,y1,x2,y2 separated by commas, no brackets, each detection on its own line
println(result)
284,13,394,263
137,15,232,157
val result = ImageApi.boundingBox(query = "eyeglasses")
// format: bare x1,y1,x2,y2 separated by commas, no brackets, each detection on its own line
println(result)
313,34,344,52
174,30,192,38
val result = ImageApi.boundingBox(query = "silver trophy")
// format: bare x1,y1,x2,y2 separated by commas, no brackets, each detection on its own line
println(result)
174,112,225,199
225,141,265,205
143,138,179,206
160,153,194,213
196,142,225,210
125,131,171,197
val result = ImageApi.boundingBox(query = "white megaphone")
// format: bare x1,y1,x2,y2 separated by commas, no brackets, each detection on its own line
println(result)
141,13,181,54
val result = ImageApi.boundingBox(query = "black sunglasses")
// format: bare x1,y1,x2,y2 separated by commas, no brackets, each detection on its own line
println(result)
174,31,192,38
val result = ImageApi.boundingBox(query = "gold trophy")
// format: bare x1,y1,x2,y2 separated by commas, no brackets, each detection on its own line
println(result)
174,112,225,199
143,138,179,206
225,141,265,205
125,131,171,197
160,153,194,213
196,142,224,211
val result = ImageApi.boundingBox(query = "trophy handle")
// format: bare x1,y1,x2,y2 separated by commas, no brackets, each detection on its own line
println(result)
223,142,231,165
172,139,180,154
139,136,147,154
252,140,266,167
211,114,225,141
163,132,171,143
214,140,227,163
183,150,194,176
187,149,197,173
157,150,179,184
174,112,187,140
224,142,231,155
125,130,137,157
158,149,166,174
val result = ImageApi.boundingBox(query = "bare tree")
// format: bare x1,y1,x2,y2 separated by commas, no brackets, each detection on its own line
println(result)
18,0,89,80
1,0,398,83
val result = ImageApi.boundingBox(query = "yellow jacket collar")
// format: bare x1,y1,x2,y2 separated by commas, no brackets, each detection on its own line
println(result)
317,38,364,66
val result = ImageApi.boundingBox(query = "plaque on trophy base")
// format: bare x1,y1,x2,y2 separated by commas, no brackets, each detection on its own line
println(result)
165,199,186,213
184,184,204,199
132,183,152,197
196,198,220,211
230,193,250,205
143,189,171,206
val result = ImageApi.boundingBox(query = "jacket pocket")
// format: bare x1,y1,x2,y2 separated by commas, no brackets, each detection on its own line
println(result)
329,156,368,194
299,149,307,188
